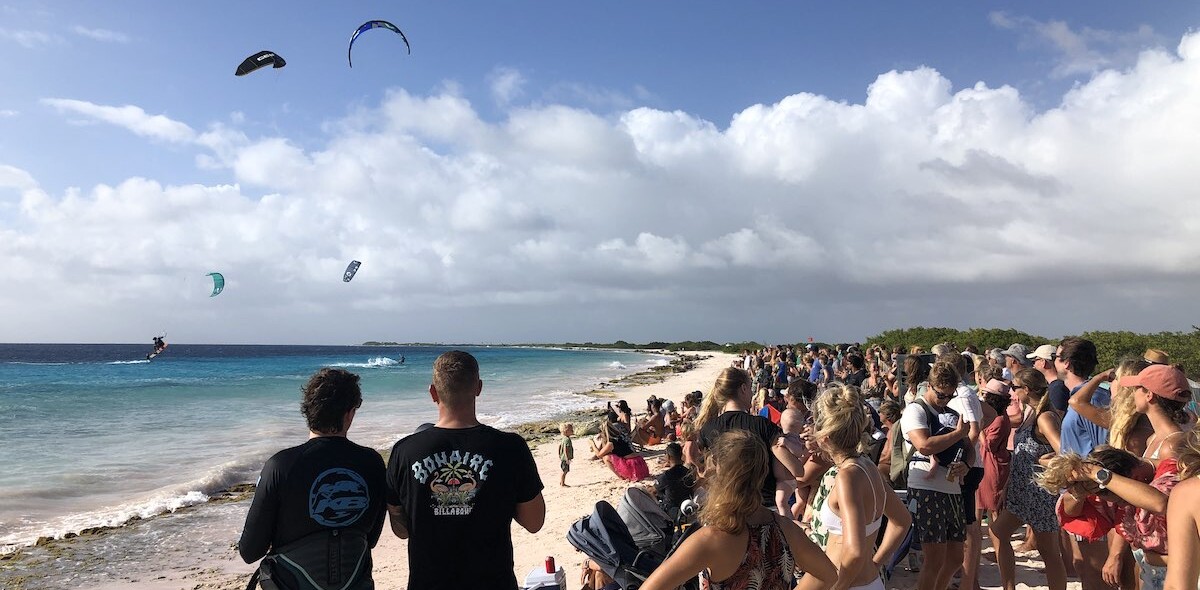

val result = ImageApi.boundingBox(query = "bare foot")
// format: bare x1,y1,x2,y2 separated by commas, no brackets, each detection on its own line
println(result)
560,483,570,487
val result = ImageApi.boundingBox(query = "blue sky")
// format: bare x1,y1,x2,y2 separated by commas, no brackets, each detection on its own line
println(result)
2,2,1200,344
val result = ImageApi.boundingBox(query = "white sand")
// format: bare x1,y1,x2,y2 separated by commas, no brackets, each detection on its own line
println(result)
194,351,1071,590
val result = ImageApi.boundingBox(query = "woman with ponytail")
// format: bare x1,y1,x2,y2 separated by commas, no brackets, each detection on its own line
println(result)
696,367,808,515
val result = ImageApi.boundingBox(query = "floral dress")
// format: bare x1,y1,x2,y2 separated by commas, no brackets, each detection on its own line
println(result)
701,517,795,590
1005,419,1057,532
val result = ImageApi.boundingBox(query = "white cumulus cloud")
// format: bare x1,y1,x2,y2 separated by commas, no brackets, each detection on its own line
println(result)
13,30,1200,343
41,98,196,143
71,25,129,43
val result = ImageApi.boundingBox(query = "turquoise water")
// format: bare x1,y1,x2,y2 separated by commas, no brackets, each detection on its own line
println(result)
0,343,667,551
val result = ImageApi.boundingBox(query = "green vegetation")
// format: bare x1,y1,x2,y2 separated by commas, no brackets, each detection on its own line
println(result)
365,328,1200,379
864,326,1200,379
553,340,750,353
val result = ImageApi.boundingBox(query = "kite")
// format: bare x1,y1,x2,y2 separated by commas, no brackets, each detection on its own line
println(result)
348,20,410,67
343,260,361,283
235,51,286,76
206,272,225,297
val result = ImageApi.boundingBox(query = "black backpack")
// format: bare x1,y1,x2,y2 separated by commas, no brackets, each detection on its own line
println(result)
247,528,373,590
887,398,954,490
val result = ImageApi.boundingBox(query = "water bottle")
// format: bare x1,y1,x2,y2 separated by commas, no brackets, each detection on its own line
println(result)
945,448,963,482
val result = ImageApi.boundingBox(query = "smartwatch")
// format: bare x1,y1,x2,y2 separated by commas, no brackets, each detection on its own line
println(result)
1095,468,1112,489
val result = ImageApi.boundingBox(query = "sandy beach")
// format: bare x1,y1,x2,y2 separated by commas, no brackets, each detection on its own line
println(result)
352,350,1074,590
3,350,1075,590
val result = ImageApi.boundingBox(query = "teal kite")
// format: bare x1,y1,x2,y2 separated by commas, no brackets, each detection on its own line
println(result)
206,272,225,297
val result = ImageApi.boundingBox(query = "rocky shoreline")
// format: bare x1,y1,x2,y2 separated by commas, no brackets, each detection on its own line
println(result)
0,352,708,589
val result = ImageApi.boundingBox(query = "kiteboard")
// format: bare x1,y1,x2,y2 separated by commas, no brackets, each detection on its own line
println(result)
146,343,168,361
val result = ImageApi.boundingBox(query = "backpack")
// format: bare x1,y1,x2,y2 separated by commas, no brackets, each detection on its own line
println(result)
246,528,372,590
888,398,940,490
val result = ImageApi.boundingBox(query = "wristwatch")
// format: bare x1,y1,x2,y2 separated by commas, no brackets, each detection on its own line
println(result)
1094,468,1113,489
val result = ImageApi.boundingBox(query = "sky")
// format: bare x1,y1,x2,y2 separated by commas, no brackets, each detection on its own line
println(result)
2,2,1200,345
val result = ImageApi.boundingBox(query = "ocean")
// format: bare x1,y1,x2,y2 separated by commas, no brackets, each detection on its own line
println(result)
0,343,668,558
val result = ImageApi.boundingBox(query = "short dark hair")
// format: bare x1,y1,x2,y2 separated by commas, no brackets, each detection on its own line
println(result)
1059,337,1098,379
847,353,865,371
665,442,683,463
300,368,362,434
432,350,480,408
786,379,818,406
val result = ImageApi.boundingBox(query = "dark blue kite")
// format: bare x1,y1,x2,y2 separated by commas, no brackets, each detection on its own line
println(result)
343,260,361,283
348,20,410,67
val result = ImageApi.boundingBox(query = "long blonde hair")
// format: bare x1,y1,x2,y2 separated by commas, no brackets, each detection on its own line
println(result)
1109,358,1151,451
812,383,869,458
699,429,768,534
1036,446,1144,494
694,368,751,431
1178,430,1200,478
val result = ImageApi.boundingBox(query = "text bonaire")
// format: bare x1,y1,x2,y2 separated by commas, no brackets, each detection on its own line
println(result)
409,450,494,484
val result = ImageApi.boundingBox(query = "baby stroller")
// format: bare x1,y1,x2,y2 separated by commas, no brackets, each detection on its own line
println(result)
881,489,920,581
567,500,663,590
617,487,674,558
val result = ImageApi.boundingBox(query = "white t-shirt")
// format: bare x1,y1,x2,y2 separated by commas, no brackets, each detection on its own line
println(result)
900,400,962,494
947,385,983,467
743,355,753,371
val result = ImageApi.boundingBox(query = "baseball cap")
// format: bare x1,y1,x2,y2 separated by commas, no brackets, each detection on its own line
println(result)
1026,344,1056,361
1116,364,1192,403
1002,344,1032,366
981,379,1012,397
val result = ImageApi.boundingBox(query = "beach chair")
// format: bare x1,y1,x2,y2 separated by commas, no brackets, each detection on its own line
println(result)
617,487,674,557
567,501,663,590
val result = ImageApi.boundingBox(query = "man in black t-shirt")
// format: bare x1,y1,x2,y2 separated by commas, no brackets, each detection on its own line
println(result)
386,351,546,590
238,368,387,586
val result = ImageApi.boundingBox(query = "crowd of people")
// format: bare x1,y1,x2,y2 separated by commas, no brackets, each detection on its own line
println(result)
584,339,1200,590
235,341,1200,590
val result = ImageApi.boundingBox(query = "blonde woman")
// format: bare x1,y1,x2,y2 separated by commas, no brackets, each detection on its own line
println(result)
1067,358,1153,455
1165,430,1200,590
640,430,837,590
810,384,911,590
695,367,807,515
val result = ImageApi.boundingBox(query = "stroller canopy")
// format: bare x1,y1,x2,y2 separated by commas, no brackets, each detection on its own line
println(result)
617,487,673,556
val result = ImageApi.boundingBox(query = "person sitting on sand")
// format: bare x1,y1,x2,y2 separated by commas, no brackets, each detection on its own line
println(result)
678,420,703,474
591,412,650,482
647,442,695,519
639,430,838,590
632,396,666,446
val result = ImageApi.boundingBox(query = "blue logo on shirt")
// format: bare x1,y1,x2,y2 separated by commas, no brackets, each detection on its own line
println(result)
309,468,370,527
